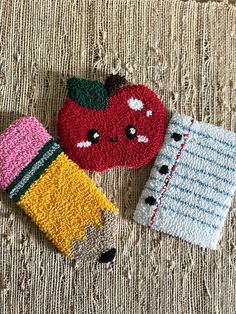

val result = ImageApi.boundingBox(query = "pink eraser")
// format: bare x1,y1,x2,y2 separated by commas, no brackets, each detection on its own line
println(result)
0,117,52,189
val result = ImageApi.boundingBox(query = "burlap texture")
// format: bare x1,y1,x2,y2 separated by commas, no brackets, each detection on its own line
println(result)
0,1,236,313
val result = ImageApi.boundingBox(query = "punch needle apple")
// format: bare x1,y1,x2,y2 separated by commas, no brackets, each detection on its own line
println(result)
57,74,167,171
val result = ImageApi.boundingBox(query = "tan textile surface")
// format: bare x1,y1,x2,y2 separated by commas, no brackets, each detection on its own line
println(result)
0,0,236,313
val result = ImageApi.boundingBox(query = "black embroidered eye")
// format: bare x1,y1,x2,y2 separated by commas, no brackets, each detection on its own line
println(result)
87,129,100,144
125,124,137,140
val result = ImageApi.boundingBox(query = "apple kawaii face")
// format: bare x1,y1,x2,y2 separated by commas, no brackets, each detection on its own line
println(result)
57,74,166,171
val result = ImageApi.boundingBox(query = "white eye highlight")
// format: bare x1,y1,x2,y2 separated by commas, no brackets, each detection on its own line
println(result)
137,135,148,143
146,110,152,117
128,97,144,111
76,141,92,148
130,127,136,135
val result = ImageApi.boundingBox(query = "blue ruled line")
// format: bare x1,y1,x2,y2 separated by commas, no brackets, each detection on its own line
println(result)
145,184,226,220
149,176,229,211
170,120,235,150
156,153,235,187
160,204,220,230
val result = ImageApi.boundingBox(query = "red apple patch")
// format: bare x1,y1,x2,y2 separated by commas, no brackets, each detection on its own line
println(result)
57,74,166,171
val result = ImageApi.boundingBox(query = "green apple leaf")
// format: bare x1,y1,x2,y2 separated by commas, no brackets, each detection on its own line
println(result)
67,77,109,110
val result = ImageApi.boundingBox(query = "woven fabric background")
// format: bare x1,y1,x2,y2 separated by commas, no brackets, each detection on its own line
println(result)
0,1,236,313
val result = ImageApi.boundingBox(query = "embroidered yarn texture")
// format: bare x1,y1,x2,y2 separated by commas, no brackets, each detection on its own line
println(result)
134,114,236,249
0,117,119,262
57,74,167,171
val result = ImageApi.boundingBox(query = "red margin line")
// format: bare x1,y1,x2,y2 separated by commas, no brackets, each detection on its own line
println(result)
148,117,195,228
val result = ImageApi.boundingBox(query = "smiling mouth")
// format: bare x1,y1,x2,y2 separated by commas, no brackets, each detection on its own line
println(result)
109,136,119,143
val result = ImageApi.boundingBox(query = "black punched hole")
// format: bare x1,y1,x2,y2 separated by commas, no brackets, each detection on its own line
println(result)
159,165,169,175
171,132,182,142
145,196,156,206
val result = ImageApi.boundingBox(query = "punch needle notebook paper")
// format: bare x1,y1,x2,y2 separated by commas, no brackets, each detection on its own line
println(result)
134,114,236,249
